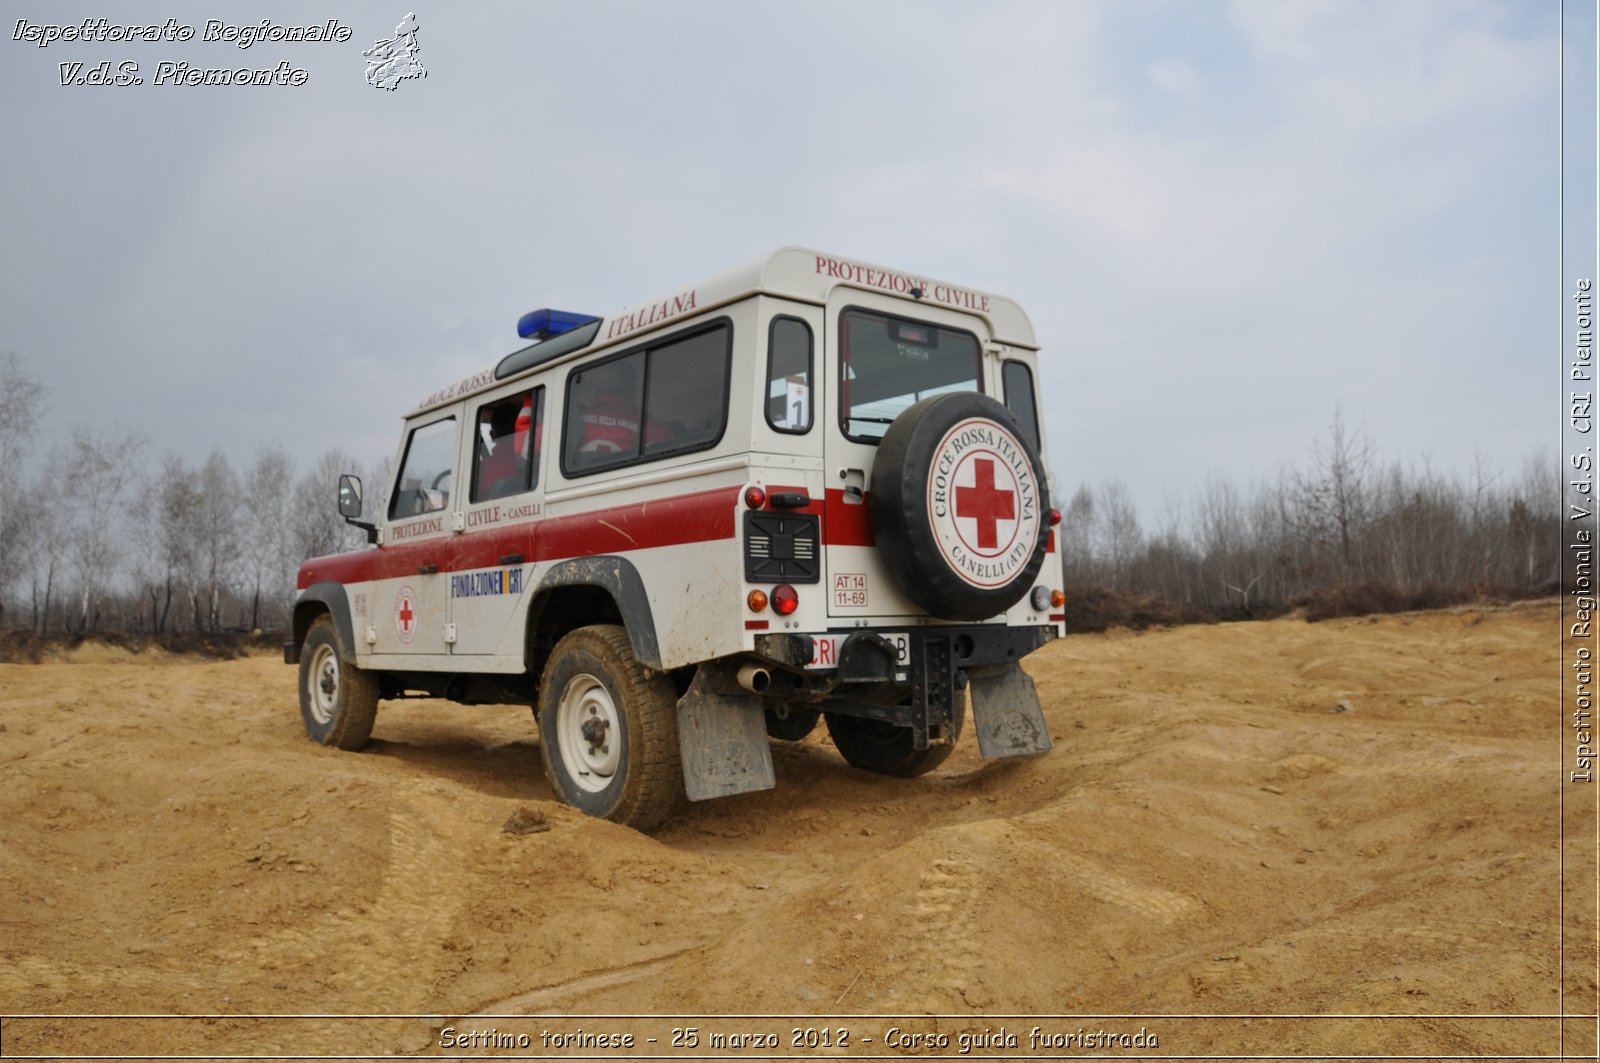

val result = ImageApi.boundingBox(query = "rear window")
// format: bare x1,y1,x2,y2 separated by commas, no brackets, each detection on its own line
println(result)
839,309,980,441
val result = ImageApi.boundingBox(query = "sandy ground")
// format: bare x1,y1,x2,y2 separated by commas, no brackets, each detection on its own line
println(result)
1,600,1592,1059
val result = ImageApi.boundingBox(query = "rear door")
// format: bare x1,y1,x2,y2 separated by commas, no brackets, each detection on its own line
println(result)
821,290,992,621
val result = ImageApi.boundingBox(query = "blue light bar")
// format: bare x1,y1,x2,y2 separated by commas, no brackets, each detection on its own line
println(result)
517,308,602,340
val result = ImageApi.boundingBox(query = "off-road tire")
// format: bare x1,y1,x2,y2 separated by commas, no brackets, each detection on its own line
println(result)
298,615,379,750
537,624,682,830
869,391,1051,621
823,696,965,778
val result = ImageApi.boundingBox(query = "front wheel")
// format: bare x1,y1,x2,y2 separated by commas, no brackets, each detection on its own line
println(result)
298,615,379,750
538,625,682,830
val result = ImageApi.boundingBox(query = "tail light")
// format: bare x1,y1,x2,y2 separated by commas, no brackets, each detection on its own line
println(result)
772,584,799,616
1032,587,1067,611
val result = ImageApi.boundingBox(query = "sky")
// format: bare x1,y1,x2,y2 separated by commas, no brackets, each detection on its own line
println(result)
0,0,1585,525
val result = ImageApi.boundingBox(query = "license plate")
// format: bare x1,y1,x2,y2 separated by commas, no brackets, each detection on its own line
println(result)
806,631,910,670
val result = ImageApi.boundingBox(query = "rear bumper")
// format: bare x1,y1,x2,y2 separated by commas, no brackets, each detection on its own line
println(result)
754,624,1055,750
754,623,1053,676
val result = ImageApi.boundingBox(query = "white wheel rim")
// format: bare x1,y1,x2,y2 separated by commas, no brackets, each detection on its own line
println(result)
556,673,621,793
308,643,339,725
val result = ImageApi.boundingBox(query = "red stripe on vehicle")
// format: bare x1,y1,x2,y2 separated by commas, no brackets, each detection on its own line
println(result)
823,487,875,547
299,537,449,588
535,485,739,562
298,485,739,589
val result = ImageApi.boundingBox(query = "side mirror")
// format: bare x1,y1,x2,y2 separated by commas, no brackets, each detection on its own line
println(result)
338,474,379,545
338,474,363,518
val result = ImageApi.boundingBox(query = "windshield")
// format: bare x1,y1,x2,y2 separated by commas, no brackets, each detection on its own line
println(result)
839,309,980,441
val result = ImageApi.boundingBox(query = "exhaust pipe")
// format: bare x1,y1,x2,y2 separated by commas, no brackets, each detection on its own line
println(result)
736,663,770,694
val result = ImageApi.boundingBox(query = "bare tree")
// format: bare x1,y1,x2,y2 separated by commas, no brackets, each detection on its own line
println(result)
158,457,204,633
27,481,65,634
0,353,48,627
128,460,170,633
1510,451,1561,589
132,454,203,630
46,427,146,631
1059,483,1097,586
292,448,365,563
195,451,240,632
1293,405,1374,584
241,447,296,631
1098,479,1143,591
1194,474,1267,613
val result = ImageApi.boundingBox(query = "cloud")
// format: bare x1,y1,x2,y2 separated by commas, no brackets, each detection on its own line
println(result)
1147,58,1198,93
0,0,1559,526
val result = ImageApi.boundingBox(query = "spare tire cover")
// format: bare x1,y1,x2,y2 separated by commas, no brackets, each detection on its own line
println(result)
869,392,1051,621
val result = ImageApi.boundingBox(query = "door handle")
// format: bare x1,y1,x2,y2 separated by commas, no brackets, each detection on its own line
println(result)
840,468,866,504
417,564,439,575
498,553,525,566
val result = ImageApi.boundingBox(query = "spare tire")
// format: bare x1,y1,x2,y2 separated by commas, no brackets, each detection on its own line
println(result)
869,392,1051,621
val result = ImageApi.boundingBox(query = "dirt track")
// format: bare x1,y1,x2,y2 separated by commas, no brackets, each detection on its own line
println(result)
0,601,1589,1058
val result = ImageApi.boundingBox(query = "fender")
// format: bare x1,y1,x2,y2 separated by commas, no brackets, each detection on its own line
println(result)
530,555,661,670
287,581,358,664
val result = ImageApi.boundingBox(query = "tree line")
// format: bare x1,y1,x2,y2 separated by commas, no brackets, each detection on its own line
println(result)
0,353,1564,640
1056,409,1562,628
0,353,384,636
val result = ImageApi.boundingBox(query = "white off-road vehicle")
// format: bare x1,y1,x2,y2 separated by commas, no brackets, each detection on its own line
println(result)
286,248,1064,829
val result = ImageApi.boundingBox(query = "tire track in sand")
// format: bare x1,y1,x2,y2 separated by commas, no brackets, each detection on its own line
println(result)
900,858,986,1010
210,794,468,1004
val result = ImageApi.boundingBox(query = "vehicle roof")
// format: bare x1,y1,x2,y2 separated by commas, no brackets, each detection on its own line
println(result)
412,246,1037,415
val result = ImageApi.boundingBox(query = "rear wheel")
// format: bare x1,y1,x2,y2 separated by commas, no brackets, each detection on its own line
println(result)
764,704,820,741
298,615,379,750
823,696,965,778
538,625,682,830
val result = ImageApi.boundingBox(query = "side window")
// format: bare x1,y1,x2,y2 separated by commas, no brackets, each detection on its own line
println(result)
565,350,646,472
471,389,543,503
562,322,732,476
389,418,456,519
1002,359,1042,451
766,316,813,434
642,326,729,456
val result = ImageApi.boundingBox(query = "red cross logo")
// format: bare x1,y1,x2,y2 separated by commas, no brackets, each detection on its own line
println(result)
956,457,1016,550
395,588,417,643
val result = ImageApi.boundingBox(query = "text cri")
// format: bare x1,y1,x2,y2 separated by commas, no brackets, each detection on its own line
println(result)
813,255,991,313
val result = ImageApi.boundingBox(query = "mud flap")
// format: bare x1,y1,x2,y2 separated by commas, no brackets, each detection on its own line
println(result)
967,663,1052,758
676,667,776,802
